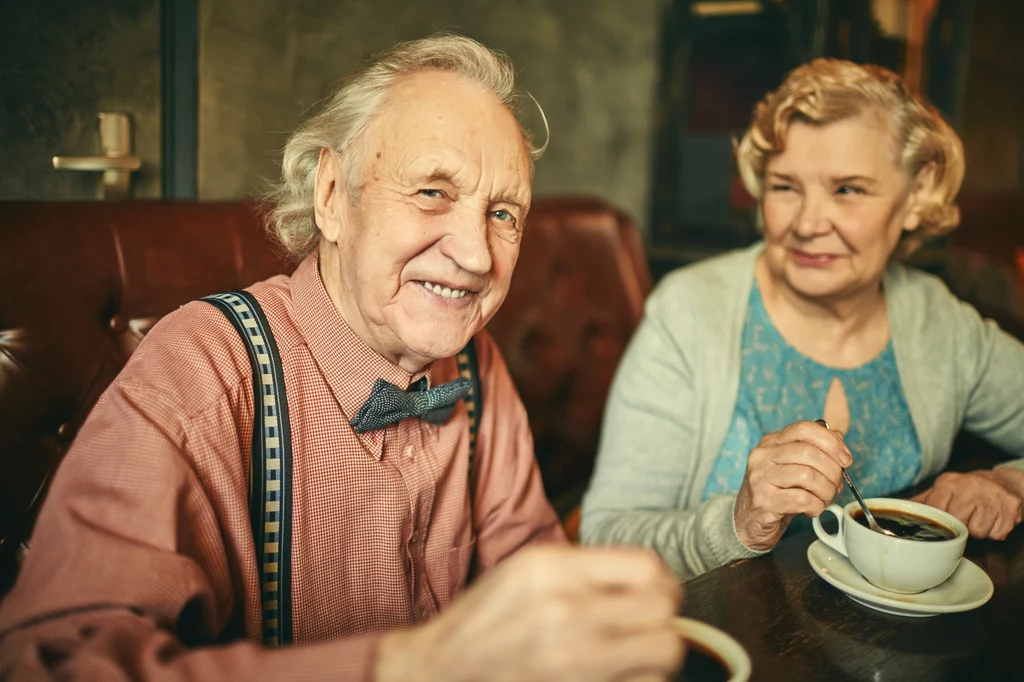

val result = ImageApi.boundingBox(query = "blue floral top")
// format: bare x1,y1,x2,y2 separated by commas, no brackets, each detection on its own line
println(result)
702,284,922,513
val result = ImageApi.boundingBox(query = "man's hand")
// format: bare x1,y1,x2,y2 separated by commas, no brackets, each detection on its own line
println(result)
374,545,685,682
734,420,851,551
912,468,1024,540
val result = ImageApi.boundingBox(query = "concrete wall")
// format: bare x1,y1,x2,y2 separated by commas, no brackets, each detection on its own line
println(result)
198,0,669,231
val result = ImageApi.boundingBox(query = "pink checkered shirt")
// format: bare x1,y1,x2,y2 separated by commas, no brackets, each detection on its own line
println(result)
0,253,565,681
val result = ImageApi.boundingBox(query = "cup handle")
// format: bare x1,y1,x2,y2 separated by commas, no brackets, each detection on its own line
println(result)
812,504,848,557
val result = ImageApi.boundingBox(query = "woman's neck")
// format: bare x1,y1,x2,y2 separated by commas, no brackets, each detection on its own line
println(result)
755,254,891,369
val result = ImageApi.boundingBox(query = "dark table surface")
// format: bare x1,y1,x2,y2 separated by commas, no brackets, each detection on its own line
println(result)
683,526,1024,681
683,435,1024,682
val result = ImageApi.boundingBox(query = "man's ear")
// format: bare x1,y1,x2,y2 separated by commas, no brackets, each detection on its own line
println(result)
313,148,348,244
902,162,938,232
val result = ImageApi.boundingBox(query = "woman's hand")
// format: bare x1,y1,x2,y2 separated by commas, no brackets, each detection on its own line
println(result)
734,420,852,551
912,468,1024,540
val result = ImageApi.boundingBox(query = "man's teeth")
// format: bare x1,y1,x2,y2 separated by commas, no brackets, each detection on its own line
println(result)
421,281,468,299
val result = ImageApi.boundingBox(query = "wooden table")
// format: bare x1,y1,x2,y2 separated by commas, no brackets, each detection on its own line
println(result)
682,524,1024,681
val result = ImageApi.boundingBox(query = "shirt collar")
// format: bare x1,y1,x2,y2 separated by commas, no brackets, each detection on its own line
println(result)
290,252,433,456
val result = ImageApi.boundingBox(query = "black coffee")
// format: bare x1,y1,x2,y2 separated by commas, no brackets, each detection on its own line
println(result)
853,508,956,541
675,644,729,682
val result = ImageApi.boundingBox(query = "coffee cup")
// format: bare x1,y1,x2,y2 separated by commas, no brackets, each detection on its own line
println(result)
812,498,967,594
675,617,751,682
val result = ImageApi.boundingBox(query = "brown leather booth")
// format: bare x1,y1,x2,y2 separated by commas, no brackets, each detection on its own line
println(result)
0,197,650,593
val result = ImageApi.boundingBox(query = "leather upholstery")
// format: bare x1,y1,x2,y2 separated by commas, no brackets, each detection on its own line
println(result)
0,201,291,593
0,196,650,591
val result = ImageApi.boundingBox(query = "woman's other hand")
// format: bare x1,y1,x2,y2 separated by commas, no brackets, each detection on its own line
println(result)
912,468,1024,540
734,420,852,551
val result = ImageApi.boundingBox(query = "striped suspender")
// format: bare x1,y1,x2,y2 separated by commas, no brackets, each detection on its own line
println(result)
204,290,482,647
202,291,293,646
456,339,482,480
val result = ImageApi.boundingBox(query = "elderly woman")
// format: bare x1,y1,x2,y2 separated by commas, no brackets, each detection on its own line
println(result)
581,58,1024,581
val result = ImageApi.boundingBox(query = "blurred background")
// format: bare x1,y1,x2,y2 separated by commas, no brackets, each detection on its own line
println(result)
2,1,1021,271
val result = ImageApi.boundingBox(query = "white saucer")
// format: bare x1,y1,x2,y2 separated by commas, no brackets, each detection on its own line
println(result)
807,539,994,617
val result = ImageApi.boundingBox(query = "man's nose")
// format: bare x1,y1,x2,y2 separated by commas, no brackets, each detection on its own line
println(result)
440,210,492,276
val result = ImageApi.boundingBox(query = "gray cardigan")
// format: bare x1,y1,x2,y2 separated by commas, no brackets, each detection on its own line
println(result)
580,243,1024,580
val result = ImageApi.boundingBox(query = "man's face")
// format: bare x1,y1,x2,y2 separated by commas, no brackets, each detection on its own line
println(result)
314,70,533,372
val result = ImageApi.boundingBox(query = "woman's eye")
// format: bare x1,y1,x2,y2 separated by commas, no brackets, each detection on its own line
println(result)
418,189,444,199
770,184,793,192
836,185,864,196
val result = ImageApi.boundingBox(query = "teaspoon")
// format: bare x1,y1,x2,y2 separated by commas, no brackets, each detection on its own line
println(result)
814,419,898,538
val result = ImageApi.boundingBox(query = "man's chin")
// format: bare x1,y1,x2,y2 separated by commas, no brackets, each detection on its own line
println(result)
396,328,475,365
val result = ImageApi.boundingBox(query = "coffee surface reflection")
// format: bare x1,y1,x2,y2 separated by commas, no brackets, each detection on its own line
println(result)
676,645,729,682
853,509,957,541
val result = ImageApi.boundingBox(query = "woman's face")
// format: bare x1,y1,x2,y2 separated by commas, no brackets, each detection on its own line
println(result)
760,111,928,302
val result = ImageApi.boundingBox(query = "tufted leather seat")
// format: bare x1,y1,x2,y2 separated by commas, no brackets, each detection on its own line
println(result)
0,201,291,594
0,196,650,592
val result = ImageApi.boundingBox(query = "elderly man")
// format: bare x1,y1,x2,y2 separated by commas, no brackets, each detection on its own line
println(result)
0,35,683,681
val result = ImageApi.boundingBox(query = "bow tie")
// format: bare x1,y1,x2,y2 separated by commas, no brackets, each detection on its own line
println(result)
349,376,472,433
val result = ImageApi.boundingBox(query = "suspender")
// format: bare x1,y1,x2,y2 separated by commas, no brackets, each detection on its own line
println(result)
203,291,294,646
456,339,482,480
203,290,482,647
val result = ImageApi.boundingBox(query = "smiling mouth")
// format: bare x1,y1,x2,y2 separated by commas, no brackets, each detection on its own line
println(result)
792,250,840,262
420,281,469,299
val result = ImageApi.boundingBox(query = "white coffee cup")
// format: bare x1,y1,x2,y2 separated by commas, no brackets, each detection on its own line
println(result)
812,498,968,594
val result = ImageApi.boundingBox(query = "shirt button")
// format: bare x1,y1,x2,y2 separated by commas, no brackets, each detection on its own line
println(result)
404,445,415,459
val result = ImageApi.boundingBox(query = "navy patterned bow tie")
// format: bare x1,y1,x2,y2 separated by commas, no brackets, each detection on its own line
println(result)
349,376,472,433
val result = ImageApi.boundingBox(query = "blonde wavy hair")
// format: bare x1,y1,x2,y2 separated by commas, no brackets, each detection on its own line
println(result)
735,58,965,257
266,33,546,261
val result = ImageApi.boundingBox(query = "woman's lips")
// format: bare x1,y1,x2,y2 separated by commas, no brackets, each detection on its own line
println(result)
790,249,840,267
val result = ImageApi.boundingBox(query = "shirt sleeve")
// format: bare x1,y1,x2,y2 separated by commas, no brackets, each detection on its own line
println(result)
578,285,766,581
0,357,380,681
468,332,567,577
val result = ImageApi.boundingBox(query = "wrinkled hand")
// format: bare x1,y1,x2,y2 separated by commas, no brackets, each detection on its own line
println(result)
912,468,1024,540
374,545,685,682
734,420,852,551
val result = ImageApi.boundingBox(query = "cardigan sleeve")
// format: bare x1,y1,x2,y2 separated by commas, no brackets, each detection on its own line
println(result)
579,279,766,581
952,297,1024,468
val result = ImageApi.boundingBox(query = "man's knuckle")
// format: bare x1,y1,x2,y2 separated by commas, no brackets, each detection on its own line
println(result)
639,552,670,584
539,596,573,630
657,629,686,667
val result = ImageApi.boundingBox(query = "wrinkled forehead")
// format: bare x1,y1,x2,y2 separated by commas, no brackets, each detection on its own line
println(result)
360,71,533,202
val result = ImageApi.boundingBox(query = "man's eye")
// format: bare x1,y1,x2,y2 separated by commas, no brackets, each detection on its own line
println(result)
490,210,518,231
418,189,444,199
836,185,864,196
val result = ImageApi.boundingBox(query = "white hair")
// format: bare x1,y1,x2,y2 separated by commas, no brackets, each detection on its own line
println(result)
266,33,547,260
